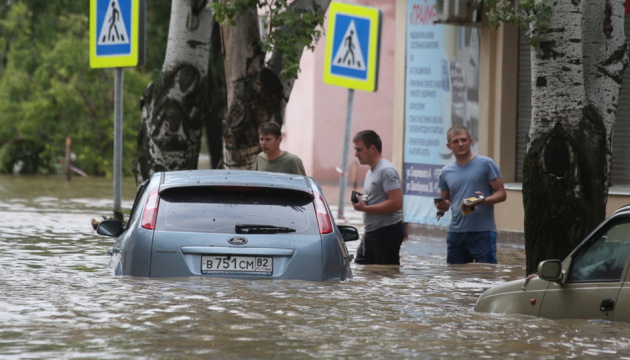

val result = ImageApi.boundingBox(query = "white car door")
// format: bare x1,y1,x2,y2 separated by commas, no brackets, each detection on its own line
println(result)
538,218,630,321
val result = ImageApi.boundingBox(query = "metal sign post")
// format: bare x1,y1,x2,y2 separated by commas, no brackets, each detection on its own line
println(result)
113,68,123,218
90,0,145,219
323,1,382,220
337,89,355,219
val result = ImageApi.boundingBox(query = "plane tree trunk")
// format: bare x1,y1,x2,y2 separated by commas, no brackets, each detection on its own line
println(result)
523,0,628,274
133,0,214,185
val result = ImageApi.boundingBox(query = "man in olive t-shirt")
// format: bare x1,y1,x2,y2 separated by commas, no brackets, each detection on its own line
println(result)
254,122,306,176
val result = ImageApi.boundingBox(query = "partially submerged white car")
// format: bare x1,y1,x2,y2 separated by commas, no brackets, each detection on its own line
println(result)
475,205,630,322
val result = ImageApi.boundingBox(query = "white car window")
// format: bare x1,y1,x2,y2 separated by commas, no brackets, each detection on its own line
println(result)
568,220,630,282
127,180,149,228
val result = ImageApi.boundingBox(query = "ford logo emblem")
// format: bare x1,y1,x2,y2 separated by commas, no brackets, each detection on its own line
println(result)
228,237,248,245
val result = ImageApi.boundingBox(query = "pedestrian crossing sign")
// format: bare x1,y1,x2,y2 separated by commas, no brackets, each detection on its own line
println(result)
90,0,145,68
323,2,382,92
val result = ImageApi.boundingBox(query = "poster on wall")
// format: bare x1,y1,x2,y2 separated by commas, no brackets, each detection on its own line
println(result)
403,0,480,226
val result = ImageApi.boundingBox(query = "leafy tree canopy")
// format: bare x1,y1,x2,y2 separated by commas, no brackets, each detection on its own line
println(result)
212,0,325,79
483,0,553,46
0,0,170,176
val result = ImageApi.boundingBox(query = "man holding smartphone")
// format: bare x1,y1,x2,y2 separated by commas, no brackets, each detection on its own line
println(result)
352,130,404,265
435,125,506,264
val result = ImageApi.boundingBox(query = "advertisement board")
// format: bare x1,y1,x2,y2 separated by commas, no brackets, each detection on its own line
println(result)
403,0,480,225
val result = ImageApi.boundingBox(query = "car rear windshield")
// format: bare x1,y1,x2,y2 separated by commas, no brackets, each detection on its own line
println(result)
155,186,317,234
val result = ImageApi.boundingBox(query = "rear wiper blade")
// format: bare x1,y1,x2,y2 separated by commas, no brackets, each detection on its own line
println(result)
235,224,296,234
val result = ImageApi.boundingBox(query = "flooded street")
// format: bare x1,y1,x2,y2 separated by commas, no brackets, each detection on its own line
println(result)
2,175,630,359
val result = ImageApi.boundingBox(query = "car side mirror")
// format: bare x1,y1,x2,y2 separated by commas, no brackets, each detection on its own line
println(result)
337,225,359,242
537,259,563,282
97,219,125,237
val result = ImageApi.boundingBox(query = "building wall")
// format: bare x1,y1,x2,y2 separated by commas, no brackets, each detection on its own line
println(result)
284,0,398,185
285,0,630,236
391,1,530,235
392,1,630,237
477,25,521,232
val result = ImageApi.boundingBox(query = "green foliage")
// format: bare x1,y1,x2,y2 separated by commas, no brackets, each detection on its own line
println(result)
483,0,553,47
212,0,259,24
144,1,172,75
212,0,325,79
0,1,169,177
0,139,50,174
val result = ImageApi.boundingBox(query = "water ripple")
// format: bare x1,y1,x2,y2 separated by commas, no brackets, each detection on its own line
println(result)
0,176,629,359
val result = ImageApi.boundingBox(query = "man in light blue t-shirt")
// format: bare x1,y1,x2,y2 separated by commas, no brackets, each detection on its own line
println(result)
435,126,506,264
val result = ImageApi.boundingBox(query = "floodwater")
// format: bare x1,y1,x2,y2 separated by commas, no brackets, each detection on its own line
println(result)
2,175,630,359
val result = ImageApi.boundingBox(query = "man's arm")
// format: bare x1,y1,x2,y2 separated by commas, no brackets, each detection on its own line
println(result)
479,178,507,206
352,188,402,214
436,189,451,211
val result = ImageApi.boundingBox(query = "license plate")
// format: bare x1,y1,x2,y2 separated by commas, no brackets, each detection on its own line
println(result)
201,255,273,275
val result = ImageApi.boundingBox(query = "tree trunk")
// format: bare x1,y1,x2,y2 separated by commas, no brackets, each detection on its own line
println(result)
523,0,628,274
133,0,331,174
133,0,214,186
206,19,225,169
219,0,330,169
265,0,332,122
219,6,280,169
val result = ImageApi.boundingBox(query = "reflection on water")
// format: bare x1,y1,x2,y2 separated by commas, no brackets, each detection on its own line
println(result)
1,175,630,359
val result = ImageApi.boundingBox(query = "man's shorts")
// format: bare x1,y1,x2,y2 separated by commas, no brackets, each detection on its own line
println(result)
355,221,405,265
446,231,497,264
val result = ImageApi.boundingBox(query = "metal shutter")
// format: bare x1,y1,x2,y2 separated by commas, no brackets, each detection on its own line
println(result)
610,16,630,185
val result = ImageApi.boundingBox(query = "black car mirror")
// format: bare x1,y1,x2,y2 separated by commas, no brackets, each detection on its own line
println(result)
537,259,563,282
97,219,125,237
337,225,359,242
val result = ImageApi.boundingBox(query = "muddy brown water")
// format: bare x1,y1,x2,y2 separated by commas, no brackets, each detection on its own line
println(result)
1,175,630,359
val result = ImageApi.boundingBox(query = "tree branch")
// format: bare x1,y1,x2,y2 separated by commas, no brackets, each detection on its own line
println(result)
267,0,330,100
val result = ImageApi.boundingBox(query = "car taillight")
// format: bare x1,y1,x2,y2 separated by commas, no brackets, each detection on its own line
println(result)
141,188,160,230
313,193,333,234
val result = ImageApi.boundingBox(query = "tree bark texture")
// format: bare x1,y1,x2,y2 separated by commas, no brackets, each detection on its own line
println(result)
523,0,628,274
219,0,330,169
132,0,331,174
266,0,331,110
133,0,213,186
206,19,226,169
219,6,281,169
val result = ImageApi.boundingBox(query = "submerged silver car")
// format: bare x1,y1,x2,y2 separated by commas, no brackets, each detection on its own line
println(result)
97,170,359,281
475,204,630,322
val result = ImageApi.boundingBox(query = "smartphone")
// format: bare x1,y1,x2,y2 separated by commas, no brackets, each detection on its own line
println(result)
433,197,444,203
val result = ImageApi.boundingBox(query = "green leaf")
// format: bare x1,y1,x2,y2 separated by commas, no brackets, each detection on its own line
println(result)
481,0,553,47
